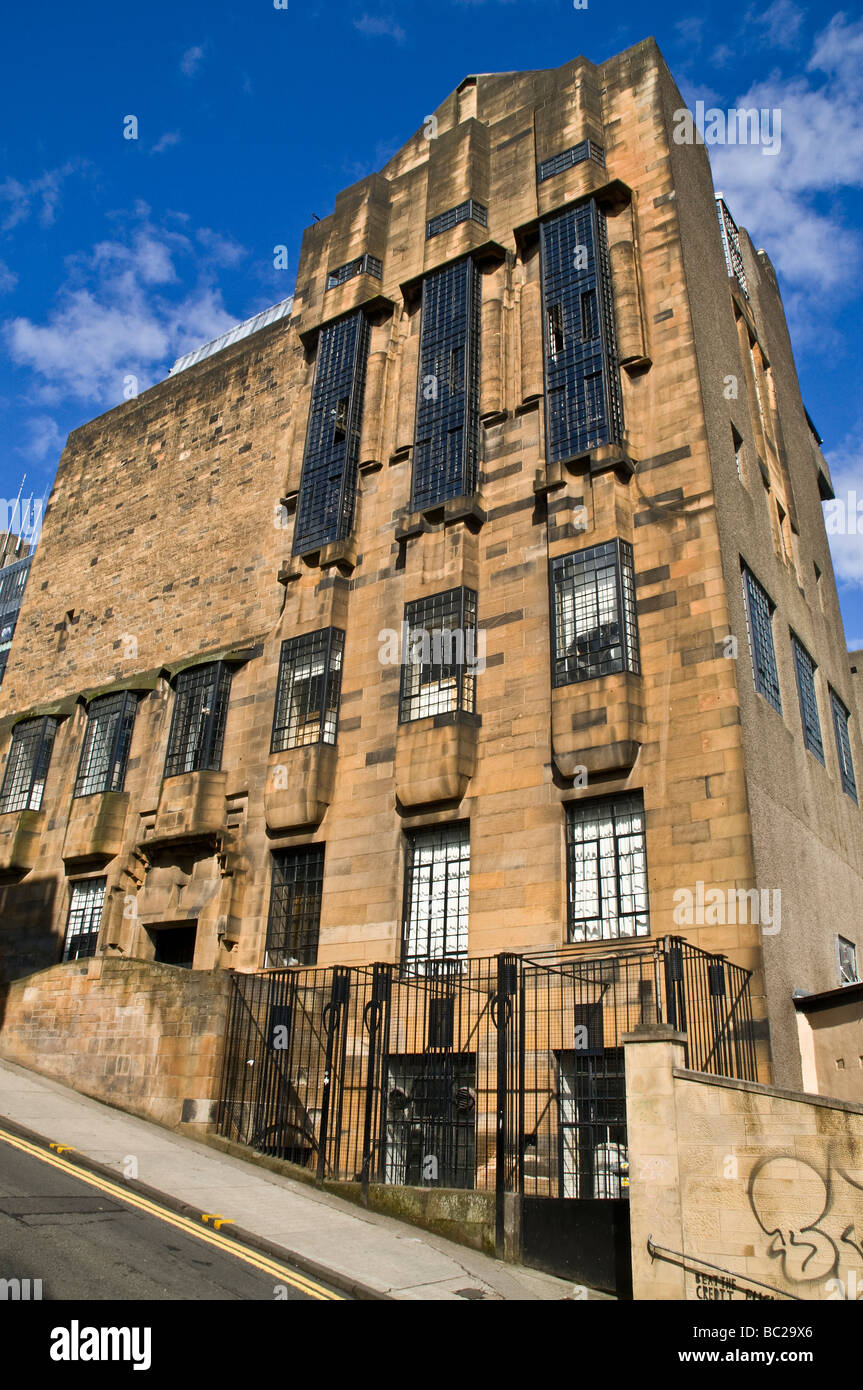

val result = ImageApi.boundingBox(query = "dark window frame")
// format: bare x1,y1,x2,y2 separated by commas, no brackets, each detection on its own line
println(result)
411,256,481,511
293,310,371,554
537,140,606,183
325,253,383,290
0,715,58,814
565,793,649,944
830,687,857,802
741,565,782,714
550,539,639,687
402,822,470,973
164,662,233,780
399,587,478,723
74,690,139,798
539,198,623,464
270,627,345,753
62,877,106,962
425,200,488,240
790,633,824,763
265,846,325,968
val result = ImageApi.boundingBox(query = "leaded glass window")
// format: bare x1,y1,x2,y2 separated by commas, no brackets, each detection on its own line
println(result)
265,847,325,967
164,662,232,779
74,691,138,797
399,588,477,721
403,824,470,971
551,540,639,686
741,566,782,713
293,310,371,554
271,628,344,752
566,794,649,943
540,199,623,464
830,689,857,802
411,257,481,510
790,635,823,763
0,716,58,814
62,878,106,962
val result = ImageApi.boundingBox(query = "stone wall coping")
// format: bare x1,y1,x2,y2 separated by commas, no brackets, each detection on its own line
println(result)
622,1024,687,1044
673,1067,863,1117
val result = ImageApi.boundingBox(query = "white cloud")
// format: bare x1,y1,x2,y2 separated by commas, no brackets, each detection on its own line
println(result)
180,44,205,77
151,131,181,155
4,213,241,406
0,260,17,294
195,228,247,266
746,0,806,50
18,415,64,463
706,13,863,333
354,15,406,43
0,162,81,233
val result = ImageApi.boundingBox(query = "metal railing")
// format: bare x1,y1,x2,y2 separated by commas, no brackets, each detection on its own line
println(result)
217,937,756,1207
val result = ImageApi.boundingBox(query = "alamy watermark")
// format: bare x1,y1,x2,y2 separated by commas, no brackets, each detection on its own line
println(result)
673,881,781,935
673,102,781,156
378,623,486,674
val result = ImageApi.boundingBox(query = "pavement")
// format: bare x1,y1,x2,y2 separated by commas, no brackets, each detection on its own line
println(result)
0,1058,599,1301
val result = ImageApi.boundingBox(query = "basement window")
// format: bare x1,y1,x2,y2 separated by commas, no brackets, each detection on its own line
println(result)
265,846,325,967
0,715,58,814
164,662,232,779
62,878,106,962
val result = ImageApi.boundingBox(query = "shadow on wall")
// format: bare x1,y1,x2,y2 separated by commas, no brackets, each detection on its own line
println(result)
0,876,61,1009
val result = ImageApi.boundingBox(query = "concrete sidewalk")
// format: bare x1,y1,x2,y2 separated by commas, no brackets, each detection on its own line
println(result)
0,1059,598,1301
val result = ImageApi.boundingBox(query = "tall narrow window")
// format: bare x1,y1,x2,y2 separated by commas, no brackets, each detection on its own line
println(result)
74,691,138,798
271,628,344,752
791,635,824,763
265,846,325,967
399,588,477,722
540,199,623,464
0,715,58,814
403,823,470,972
0,554,32,689
551,540,639,687
565,794,649,943
293,310,371,554
412,257,481,511
164,662,232,779
741,566,782,714
715,195,749,297
830,689,857,802
62,878,106,962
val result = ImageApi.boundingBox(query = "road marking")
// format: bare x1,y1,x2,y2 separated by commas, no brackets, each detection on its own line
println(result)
0,1126,341,1301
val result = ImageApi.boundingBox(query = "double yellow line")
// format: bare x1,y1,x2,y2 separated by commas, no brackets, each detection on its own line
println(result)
0,1126,342,1301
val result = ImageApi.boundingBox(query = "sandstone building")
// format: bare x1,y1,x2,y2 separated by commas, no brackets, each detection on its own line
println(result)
0,36,860,1102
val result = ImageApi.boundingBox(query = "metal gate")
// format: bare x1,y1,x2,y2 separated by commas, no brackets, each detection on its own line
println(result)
217,937,756,1289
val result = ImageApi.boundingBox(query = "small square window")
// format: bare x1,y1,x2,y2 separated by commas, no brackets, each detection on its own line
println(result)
265,847,325,967
551,540,640,687
399,588,477,722
741,565,782,714
402,823,470,972
0,716,58,813
164,663,232,779
62,879,106,962
271,628,344,752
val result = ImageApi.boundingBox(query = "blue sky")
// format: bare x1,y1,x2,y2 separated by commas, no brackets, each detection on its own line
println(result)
2,1,863,636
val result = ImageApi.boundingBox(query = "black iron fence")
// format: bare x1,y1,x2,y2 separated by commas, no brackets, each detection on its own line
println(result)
217,936,756,1208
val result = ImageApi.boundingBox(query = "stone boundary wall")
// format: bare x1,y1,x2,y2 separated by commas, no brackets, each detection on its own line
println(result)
625,1025,863,1300
0,957,232,1133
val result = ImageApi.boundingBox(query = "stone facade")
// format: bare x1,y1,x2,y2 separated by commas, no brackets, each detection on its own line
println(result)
0,39,860,1092
625,1026,863,1301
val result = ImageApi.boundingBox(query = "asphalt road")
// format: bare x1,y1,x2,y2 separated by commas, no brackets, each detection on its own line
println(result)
0,1128,345,1301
